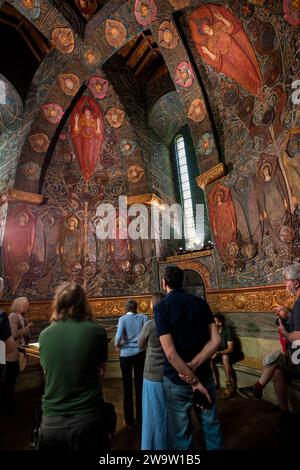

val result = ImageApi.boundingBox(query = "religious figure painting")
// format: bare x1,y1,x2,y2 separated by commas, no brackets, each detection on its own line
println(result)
187,98,206,122
134,0,157,27
42,103,64,124
175,61,194,88
59,74,80,96
189,5,263,97
70,96,105,182
208,183,237,262
106,107,125,128
283,0,300,27
255,156,291,248
158,21,179,49
2,206,36,294
105,19,127,48
28,133,49,153
51,27,75,54
13,0,41,20
88,76,108,100
59,215,83,276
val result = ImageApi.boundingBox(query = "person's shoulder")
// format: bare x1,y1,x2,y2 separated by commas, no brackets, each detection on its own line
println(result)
87,320,107,334
8,311,19,322
184,291,208,305
39,322,54,340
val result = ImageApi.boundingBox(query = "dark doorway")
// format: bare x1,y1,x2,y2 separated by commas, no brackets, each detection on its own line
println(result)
182,269,205,298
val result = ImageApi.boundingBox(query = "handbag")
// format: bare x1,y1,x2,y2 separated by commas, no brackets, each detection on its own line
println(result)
103,401,117,436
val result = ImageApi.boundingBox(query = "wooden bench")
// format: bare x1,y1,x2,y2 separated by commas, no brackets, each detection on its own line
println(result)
216,355,300,413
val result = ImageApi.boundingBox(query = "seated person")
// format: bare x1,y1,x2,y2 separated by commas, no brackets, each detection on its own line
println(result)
237,306,291,401
212,313,242,399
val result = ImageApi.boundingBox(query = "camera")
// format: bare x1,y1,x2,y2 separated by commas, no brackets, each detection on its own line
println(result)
275,316,289,330
192,390,213,410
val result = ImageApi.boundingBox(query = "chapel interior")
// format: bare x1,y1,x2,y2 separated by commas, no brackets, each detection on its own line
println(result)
0,0,300,451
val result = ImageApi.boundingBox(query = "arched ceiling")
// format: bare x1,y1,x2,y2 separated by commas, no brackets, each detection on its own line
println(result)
1,0,217,199
0,2,50,100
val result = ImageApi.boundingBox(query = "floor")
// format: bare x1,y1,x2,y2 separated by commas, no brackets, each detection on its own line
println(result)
0,379,298,451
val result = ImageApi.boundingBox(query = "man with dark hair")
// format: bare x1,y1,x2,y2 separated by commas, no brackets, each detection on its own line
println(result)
212,313,238,399
114,298,148,427
155,265,223,450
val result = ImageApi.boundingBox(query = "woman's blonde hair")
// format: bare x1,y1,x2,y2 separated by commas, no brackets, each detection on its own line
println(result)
10,297,29,314
50,282,92,322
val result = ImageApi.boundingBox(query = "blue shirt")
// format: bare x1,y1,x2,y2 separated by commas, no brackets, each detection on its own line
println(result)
114,312,149,357
155,289,214,385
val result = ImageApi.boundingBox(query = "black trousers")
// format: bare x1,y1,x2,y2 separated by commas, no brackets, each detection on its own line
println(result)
37,411,110,450
1,361,19,411
120,351,145,426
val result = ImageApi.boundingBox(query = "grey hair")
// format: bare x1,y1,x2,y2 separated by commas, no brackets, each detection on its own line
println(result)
10,297,29,313
283,262,300,281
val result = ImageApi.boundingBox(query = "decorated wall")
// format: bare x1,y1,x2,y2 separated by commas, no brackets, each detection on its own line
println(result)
179,1,300,287
0,0,299,303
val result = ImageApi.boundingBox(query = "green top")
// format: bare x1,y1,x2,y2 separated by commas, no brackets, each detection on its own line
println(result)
39,319,107,416
219,325,234,351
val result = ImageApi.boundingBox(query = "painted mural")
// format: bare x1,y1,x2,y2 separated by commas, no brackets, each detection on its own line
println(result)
182,1,300,287
189,5,263,97
0,0,300,299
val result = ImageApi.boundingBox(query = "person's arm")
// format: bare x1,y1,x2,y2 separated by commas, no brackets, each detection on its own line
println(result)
216,340,234,356
97,328,108,379
279,319,300,343
137,321,150,349
289,331,300,342
214,11,233,32
201,45,217,61
5,336,15,354
9,313,32,339
114,317,124,352
188,323,221,371
159,334,211,402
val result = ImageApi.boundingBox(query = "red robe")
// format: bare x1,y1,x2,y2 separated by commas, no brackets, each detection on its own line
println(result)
70,96,104,181
189,5,263,97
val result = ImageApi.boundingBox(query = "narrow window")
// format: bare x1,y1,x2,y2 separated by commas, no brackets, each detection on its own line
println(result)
0,80,6,104
174,134,197,249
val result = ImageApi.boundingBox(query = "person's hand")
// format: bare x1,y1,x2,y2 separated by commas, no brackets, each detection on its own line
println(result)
278,318,288,337
211,352,218,360
179,373,194,384
114,345,120,352
201,46,209,54
192,381,212,405
214,11,223,20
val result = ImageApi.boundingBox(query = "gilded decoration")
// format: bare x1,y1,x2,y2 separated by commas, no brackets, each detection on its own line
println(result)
206,285,296,313
166,249,213,261
5,189,44,205
0,295,152,321
127,193,164,208
196,163,227,189
160,259,211,290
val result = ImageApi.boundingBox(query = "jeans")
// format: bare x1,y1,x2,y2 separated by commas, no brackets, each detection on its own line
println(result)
163,375,224,450
37,411,110,450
